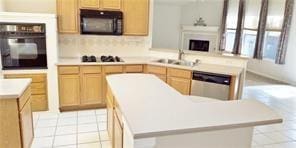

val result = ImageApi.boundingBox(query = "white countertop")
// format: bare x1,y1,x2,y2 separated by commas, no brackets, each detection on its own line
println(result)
107,74,282,139
57,57,243,76
0,79,32,99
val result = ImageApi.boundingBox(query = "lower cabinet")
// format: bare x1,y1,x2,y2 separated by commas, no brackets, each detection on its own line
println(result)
81,73,103,105
58,66,103,111
167,77,191,95
59,74,81,107
0,87,34,148
4,73,48,111
20,99,34,148
113,113,123,148
106,87,114,142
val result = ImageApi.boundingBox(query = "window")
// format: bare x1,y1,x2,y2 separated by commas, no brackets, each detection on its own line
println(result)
241,0,261,57
263,0,286,61
225,0,239,52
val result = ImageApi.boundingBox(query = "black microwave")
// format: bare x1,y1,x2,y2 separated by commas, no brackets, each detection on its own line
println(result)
80,9,123,35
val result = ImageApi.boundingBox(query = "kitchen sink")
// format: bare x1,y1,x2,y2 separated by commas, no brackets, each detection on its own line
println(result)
153,59,198,67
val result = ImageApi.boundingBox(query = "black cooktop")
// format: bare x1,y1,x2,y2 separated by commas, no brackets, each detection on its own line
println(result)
81,55,124,63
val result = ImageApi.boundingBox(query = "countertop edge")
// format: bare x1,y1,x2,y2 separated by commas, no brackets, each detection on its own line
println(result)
133,118,283,139
0,79,32,100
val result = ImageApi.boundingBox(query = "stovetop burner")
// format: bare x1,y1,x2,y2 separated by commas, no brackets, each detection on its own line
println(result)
81,55,124,63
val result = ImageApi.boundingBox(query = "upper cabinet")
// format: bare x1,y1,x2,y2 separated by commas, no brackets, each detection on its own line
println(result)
57,0,149,35
79,0,100,9
57,0,79,34
101,0,121,10
123,0,149,36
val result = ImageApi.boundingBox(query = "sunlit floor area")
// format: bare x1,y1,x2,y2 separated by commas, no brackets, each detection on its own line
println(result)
244,72,296,148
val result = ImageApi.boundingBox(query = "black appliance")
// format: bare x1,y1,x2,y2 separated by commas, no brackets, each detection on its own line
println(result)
80,9,123,35
0,23,47,70
81,55,123,63
189,39,210,52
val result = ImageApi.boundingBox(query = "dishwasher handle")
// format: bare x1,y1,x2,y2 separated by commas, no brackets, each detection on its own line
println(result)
192,71,231,85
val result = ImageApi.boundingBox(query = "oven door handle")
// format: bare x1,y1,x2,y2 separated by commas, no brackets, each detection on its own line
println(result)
113,18,118,33
4,36,46,39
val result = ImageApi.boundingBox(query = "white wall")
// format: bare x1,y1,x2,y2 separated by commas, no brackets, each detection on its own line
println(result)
0,0,5,11
152,4,181,49
181,1,223,26
4,0,56,13
247,7,296,85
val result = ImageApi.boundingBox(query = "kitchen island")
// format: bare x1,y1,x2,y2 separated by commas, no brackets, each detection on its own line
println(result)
106,74,282,148
0,79,33,148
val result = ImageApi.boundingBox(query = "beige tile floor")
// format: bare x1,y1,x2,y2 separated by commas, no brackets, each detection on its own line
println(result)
244,72,296,148
31,72,296,148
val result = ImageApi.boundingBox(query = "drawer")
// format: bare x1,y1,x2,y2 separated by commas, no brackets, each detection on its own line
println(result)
124,65,143,73
31,95,48,111
146,65,167,75
81,66,102,74
31,83,46,95
167,68,192,79
103,66,123,74
59,66,80,74
18,87,31,111
4,74,46,83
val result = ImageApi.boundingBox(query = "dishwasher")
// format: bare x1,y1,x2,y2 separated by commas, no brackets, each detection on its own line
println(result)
191,71,231,101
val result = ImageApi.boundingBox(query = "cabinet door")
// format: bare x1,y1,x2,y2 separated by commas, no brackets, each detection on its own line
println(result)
20,100,34,148
123,0,149,36
113,113,123,148
167,77,191,95
107,96,114,142
81,74,103,105
79,0,99,9
101,0,121,10
59,75,80,107
57,0,79,33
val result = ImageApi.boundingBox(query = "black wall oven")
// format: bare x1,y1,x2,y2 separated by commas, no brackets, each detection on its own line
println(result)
80,9,123,35
0,23,47,70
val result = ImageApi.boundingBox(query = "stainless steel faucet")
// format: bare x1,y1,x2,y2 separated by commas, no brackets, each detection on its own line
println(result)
178,49,185,60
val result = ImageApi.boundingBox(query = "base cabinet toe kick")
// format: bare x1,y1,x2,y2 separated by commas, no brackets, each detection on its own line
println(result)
106,74,282,148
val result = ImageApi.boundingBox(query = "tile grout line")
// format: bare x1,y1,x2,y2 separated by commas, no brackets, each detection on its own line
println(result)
95,109,104,148
51,113,60,148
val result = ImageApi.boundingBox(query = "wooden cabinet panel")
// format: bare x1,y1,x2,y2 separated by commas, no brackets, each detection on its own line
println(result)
124,65,143,73
59,75,80,107
79,0,100,9
101,0,121,10
18,87,31,111
156,75,167,83
57,0,79,33
167,77,191,95
104,66,124,73
59,66,80,74
113,113,123,148
20,100,34,148
123,0,149,36
167,68,192,79
0,99,22,148
4,74,46,83
31,95,48,111
81,74,103,105
81,66,102,74
107,95,114,142
146,65,167,75
31,83,46,95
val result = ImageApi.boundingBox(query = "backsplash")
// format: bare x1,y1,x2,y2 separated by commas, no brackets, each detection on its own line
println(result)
58,34,152,58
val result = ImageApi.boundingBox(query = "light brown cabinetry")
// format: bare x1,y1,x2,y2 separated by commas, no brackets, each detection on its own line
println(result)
57,0,79,33
59,74,81,107
58,66,104,111
4,73,48,111
106,86,114,143
102,66,124,99
0,87,33,148
113,112,123,148
145,65,167,82
123,0,149,36
124,65,144,73
101,0,121,10
81,66,103,105
167,68,192,95
79,0,100,9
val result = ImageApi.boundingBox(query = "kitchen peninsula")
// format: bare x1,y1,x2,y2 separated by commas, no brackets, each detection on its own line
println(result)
106,74,282,148
0,79,33,148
